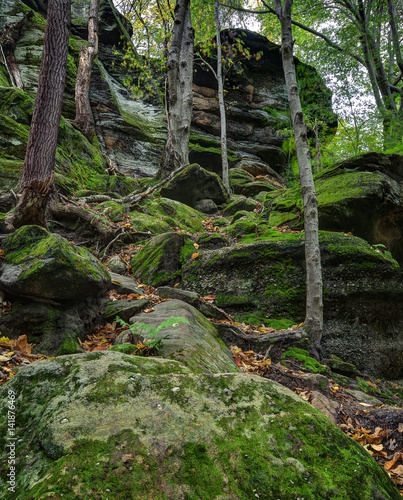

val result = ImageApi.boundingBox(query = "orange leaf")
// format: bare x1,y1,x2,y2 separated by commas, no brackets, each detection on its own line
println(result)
203,294,216,300
191,252,199,259
385,452,401,470
91,345,109,351
144,308,155,313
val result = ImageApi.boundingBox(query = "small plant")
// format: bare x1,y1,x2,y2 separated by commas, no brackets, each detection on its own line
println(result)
115,316,190,354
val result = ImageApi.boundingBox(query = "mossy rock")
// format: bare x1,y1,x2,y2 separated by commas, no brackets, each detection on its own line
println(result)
226,212,272,239
241,180,278,197
145,197,205,233
129,212,171,234
0,87,110,194
160,164,230,208
182,231,403,378
97,200,127,222
283,348,327,374
228,167,254,194
0,225,110,300
130,232,187,286
266,153,403,264
0,351,399,499
222,195,260,216
115,299,239,374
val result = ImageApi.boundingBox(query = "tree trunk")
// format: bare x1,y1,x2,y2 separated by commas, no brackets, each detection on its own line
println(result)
11,0,70,229
73,0,99,143
0,13,33,90
215,0,230,191
274,0,323,357
158,0,194,177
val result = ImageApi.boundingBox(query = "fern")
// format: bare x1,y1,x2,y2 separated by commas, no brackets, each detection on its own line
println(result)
115,316,190,351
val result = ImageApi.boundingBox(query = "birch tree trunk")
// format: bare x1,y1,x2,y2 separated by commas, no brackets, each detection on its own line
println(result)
214,0,229,191
158,0,194,177
73,0,99,143
11,0,70,229
274,0,323,357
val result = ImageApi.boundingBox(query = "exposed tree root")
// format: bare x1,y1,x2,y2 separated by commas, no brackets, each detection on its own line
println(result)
48,200,116,243
215,322,309,350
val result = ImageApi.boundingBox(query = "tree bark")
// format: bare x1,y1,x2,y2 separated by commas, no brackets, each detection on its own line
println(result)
11,0,70,229
274,0,323,357
0,13,33,90
158,0,194,177
73,0,99,143
215,0,230,191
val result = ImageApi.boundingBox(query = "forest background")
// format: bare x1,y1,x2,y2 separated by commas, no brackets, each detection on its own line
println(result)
113,0,403,166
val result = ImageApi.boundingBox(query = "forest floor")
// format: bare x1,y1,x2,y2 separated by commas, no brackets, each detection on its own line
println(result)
0,272,402,495
0,205,402,495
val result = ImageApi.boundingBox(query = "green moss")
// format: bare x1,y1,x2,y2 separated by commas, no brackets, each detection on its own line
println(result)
109,344,138,355
179,238,197,265
97,200,126,222
57,336,82,355
283,348,326,373
146,197,205,233
129,212,171,234
3,225,110,292
0,69,11,87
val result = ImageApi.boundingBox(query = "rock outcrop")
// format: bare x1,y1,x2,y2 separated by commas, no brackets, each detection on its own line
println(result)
0,350,399,499
268,152,403,264
0,1,336,183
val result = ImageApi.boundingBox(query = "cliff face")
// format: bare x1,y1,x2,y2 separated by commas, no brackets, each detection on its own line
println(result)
0,0,336,179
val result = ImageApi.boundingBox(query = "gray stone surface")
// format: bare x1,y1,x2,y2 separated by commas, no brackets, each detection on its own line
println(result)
115,299,239,374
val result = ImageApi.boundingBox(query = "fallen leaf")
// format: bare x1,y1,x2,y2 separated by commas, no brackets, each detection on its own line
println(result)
193,243,199,249
144,308,155,313
370,444,383,452
398,422,403,433
391,464,403,475
203,295,216,300
191,252,199,259
385,452,401,470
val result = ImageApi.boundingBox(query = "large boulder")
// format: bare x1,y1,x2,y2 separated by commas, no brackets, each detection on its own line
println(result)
0,351,398,499
0,225,111,354
268,153,403,264
182,231,403,379
160,164,230,208
115,299,239,374
130,232,191,287
0,225,110,301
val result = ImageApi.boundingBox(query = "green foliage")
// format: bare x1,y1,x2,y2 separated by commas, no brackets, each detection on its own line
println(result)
115,316,190,352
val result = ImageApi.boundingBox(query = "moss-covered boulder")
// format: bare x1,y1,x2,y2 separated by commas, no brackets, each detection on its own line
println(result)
129,212,171,234
145,197,205,233
0,298,102,354
0,225,110,300
228,167,255,194
0,351,399,499
115,299,238,373
222,195,260,216
160,164,230,208
182,231,403,378
267,153,403,264
130,232,189,286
